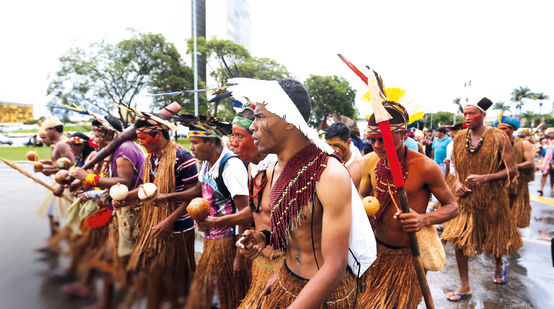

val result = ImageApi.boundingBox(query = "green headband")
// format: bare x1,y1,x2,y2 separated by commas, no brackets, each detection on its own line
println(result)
232,115,253,129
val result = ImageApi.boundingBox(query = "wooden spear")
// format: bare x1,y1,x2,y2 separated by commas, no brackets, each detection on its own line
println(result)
0,157,73,203
338,54,435,309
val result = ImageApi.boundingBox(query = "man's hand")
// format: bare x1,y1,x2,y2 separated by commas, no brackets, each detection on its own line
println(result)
53,184,65,197
455,180,472,197
196,216,219,231
112,199,126,209
41,164,58,176
262,271,279,295
233,253,246,277
70,168,89,181
236,230,267,260
394,208,429,232
151,217,174,239
465,174,487,187
69,179,82,192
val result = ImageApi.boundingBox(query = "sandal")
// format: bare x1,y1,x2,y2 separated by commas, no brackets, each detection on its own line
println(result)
61,283,92,298
447,291,472,302
538,190,543,196
493,263,507,284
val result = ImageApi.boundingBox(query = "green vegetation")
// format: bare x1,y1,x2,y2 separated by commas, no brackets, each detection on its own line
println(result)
0,146,51,161
12,125,92,134
0,138,191,162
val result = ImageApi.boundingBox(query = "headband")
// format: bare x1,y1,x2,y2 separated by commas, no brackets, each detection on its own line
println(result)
232,115,253,129
227,78,334,154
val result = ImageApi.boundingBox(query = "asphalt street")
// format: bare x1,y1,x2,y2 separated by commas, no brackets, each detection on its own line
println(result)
0,161,552,308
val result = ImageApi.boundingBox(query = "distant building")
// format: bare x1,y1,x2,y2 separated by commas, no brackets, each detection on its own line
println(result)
0,102,33,123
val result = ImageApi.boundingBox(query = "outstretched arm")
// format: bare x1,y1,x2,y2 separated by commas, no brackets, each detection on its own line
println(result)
289,158,351,309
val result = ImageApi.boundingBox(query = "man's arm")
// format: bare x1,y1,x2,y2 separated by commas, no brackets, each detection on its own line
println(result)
288,158,351,309
358,153,376,198
57,142,76,165
517,141,535,170
398,159,459,232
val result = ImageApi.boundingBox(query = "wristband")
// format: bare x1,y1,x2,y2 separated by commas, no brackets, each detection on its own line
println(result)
260,229,271,246
83,173,96,188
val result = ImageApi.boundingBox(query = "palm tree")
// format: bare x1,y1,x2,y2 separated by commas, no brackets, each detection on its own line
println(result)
532,92,549,113
493,101,511,113
521,111,535,127
511,86,534,116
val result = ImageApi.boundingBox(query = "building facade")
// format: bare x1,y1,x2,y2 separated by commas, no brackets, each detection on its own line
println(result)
0,102,33,123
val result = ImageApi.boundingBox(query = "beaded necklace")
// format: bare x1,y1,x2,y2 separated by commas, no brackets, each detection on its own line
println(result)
465,128,487,153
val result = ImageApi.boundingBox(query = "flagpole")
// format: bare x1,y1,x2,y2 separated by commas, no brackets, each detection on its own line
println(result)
192,0,199,116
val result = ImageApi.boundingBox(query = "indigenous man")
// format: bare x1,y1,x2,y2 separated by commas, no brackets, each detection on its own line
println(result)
67,114,145,308
358,101,458,308
325,122,364,188
441,98,522,300
184,118,251,309
36,117,75,251
119,115,200,309
229,108,283,309
233,78,375,308
494,115,535,227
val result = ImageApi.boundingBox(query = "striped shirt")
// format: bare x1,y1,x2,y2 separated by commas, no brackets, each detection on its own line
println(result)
149,145,198,233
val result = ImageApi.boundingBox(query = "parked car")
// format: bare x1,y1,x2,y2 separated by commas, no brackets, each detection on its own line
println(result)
0,134,13,145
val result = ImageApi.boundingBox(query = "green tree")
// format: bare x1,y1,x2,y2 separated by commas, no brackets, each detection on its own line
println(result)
423,112,463,129
186,37,291,120
303,75,357,127
493,101,511,113
48,32,199,126
521,111,535,127
511,86,534,116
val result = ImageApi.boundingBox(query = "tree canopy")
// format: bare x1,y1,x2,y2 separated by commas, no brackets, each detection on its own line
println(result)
303,75,357,127
47,32,203,126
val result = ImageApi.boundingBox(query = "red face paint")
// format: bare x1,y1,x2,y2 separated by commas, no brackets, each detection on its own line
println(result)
137,132,161,153
231,125,258,161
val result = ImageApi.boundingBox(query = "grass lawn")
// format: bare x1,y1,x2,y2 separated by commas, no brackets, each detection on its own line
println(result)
0,138,192,162
0,146,51,161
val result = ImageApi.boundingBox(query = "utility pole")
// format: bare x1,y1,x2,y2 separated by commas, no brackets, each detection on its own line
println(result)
192,0,198,116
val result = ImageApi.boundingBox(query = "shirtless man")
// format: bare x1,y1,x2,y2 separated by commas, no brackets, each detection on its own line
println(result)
358,101,458,308
235,78,374,308
36,117,75,251
325,122,364,188
229,108,281,309
40,117,75,175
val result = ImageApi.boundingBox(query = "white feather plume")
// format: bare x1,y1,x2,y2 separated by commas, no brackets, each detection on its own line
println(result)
227,78,334,154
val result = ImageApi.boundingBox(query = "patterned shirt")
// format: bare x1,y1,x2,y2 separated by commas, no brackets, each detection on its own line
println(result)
150,145,198,234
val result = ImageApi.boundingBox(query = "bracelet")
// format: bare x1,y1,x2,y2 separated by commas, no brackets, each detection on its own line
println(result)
92,174,101,186
260,229,271,246
83,173,101,188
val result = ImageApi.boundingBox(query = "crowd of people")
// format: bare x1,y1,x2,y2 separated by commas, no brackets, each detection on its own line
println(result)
29,76,544,308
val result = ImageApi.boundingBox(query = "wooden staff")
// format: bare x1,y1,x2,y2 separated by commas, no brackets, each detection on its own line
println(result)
338,54,435,309
0,157,73,203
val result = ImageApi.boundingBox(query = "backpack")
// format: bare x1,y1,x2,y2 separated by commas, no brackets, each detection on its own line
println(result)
214,152,249,211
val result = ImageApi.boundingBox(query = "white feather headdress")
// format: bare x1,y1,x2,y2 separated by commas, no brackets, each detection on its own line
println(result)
227,78,334,154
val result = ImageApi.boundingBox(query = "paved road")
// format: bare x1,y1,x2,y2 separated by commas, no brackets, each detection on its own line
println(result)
0,162,552,308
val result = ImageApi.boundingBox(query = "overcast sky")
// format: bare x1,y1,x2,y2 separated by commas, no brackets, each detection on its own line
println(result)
1,0,552,119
